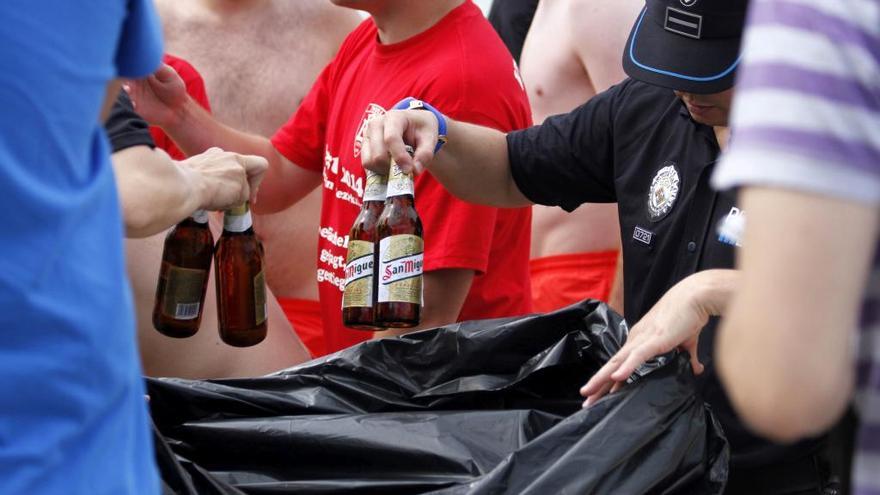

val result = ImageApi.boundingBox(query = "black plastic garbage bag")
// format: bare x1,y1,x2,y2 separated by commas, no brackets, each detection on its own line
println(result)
148,299,728,495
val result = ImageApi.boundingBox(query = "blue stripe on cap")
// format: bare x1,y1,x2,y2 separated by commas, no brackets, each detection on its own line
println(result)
628,8,742,82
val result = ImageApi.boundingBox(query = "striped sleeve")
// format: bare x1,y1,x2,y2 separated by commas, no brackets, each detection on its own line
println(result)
713,0,880,204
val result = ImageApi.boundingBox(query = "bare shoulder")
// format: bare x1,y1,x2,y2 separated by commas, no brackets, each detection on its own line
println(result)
273,0,361,35
564,0,642,92
565,0,642,50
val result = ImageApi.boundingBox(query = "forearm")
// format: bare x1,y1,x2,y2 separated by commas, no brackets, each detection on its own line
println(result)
691,269,738,317
428,119,532,208
165,97,316,214
114,146,202,237
373,268,473,338
717,188,873,442
718,289,854,442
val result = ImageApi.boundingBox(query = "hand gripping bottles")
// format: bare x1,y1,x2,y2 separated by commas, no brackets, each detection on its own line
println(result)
214,202,268,347
375,149,424,328
152,210,214,338
342,170,388,329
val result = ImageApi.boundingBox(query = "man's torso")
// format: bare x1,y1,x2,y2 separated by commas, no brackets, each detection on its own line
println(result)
278,4,533,353
520,0,632,261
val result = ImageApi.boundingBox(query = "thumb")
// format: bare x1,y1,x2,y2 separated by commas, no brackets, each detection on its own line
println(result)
238,154,268,177
685,342,704,375
153,63,178,83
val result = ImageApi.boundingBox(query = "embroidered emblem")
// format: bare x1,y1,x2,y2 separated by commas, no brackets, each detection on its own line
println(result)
633,226,654,245
648,163,680,222
717,206,745,247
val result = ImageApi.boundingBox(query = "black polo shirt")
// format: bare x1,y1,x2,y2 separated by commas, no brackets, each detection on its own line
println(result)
508,78,820,471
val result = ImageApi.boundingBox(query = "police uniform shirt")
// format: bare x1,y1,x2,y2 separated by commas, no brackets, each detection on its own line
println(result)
507,78,820,471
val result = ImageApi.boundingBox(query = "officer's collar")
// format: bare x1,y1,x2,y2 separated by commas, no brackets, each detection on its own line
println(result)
677,99,690,118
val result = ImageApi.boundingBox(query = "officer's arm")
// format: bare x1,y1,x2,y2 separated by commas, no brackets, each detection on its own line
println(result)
718,187,876,442
580,269,737,406
362,111,533,208
373,269,474,338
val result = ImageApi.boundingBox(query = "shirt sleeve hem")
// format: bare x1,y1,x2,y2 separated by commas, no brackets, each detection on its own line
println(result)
714,148,880,205
270,134,322,173
424,255,489,275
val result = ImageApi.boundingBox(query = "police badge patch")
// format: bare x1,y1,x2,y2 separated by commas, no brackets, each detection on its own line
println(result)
648,163,680,222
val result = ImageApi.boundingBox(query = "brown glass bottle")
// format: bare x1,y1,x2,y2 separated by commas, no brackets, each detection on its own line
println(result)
376,153,424,328
342,170,388,329
214,202,267,347
152,210,214,338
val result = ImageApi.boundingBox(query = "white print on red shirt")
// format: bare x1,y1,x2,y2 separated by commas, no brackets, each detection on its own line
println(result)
353,103,386,158
319,225,349,248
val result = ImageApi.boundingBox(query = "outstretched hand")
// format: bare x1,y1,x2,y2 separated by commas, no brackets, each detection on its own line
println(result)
360,109,439,175
579,271,730,407
124,64,188,129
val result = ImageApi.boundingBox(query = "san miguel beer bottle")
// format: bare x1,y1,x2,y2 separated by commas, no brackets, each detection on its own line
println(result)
376,149,424,328
214,202,268,347
152,210,214,338
342,170,387,329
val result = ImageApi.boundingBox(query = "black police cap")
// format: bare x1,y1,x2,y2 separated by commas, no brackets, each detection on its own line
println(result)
623,0,748,94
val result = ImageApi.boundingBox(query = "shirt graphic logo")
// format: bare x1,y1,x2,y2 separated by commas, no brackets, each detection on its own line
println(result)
353,103,387,158
717,206,745,247
633,226,654,245
648,163,680,222
680,0,698,7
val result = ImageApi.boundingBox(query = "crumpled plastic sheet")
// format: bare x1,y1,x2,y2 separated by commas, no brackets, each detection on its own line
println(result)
149,299,728,495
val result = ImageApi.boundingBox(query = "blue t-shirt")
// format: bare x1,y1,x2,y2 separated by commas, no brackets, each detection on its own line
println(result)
0,1,163,493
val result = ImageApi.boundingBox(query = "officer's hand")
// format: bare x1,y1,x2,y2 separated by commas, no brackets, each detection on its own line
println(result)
124,64,188,129
580,272,716,407
361,109,439,175
181,147,268,211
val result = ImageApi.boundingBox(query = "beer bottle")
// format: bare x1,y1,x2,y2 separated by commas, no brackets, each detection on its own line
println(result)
152,210,214,338
376,149,423,328
342,170,387,329
214,202,268,347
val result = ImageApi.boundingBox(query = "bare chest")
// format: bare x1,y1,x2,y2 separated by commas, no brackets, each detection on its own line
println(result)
162,12,328,135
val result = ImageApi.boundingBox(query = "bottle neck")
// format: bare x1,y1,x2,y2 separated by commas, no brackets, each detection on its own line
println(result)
387,163,414,200
223,205,253,234
385,195,414,207
190,209,209,224
364,170,388,204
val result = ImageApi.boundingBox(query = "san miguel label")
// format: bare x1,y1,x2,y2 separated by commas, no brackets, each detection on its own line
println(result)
378,234,423,304
342,240,375,308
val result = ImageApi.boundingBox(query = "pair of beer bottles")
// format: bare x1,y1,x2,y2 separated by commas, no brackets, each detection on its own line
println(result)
152,203,268,347
343,153,424,329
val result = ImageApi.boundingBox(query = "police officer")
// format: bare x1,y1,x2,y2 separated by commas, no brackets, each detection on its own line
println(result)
361,0,839,492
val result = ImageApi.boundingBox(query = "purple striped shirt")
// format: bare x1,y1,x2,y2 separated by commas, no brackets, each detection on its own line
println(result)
714,0,880,492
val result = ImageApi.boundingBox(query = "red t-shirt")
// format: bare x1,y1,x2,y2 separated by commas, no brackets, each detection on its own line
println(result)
271,0,533,355
150,54,211,160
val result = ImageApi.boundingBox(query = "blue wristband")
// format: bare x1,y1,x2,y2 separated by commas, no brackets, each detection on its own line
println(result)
392,97,448,154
